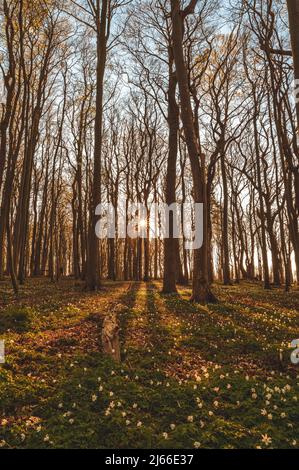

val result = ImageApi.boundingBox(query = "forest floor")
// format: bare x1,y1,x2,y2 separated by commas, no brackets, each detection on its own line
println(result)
0,278,298,449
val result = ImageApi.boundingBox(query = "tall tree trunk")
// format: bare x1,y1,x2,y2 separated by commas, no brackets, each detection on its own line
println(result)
163,56,179,293
287,0,299,133
220,151,231,285
171,0,216,303
86,0,108,290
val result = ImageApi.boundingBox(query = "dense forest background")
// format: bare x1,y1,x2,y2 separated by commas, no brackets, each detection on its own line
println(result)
0,0,299,450
0,0,298,302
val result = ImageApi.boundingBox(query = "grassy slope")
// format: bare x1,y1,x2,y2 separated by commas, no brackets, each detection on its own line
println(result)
0,278,298,449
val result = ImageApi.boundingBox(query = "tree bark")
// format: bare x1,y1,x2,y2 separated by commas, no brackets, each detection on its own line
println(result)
170,0,216,303
163,55,179,293
86,0,108,290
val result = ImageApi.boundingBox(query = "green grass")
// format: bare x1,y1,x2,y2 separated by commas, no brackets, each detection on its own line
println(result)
0,306,35,334
0,279,298,449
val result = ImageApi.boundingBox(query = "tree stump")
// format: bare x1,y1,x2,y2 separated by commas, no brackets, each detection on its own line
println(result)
101,312,121,362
